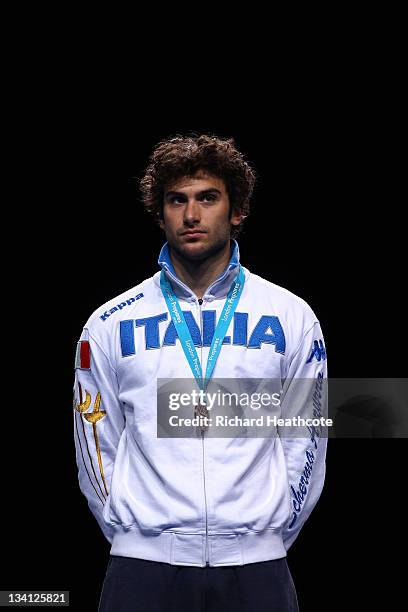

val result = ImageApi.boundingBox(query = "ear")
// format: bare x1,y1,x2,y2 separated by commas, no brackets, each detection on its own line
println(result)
230,210,245,226
158,216,165,230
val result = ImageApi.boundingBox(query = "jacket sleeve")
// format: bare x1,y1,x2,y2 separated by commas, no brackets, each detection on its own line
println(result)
73,327,125,543
280,321,328,551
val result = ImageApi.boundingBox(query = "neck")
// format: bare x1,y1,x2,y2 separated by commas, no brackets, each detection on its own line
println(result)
169,241,232,300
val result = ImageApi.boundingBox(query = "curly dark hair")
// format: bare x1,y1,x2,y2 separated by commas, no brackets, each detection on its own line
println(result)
140,133,256,239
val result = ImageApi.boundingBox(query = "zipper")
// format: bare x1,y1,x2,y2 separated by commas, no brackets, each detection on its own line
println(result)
161,265,234,566
197,296,210,565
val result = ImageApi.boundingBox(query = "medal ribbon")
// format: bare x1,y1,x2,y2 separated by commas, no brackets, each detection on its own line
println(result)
160,265,245,394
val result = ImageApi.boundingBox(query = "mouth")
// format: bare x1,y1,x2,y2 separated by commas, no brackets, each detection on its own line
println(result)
181,231,206,239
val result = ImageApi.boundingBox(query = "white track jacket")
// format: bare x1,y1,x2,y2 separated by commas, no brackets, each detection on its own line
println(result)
73,240,328,567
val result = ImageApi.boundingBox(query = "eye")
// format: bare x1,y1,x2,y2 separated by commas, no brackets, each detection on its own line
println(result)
169,195,186,205
200,193,217,202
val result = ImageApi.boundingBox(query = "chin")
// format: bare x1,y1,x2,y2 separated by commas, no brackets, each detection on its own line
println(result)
178,242,209,261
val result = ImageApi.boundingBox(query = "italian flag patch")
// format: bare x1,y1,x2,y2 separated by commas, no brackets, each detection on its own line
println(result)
75,330,91,370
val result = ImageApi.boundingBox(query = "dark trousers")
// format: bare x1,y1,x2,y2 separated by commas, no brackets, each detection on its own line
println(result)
98,555,299,612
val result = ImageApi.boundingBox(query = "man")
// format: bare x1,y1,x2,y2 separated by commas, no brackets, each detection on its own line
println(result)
73,134,327,611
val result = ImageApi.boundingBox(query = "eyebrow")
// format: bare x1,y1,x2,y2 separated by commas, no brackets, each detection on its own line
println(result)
164,188,222,199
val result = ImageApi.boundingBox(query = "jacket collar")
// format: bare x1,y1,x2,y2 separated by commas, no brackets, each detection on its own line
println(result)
156,239,241,302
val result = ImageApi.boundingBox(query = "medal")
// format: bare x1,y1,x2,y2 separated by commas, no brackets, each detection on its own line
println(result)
194,402,210,433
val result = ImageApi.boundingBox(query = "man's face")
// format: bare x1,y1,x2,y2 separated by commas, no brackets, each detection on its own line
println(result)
159,172,242,262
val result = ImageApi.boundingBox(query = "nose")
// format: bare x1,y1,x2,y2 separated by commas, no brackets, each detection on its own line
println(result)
183,198,201,225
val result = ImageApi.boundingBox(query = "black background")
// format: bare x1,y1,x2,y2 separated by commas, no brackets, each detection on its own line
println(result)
3,88,405,611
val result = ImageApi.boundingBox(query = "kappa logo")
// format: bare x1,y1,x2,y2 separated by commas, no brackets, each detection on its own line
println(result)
100,293,144,322
119,312,286,357
306,340,327,364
